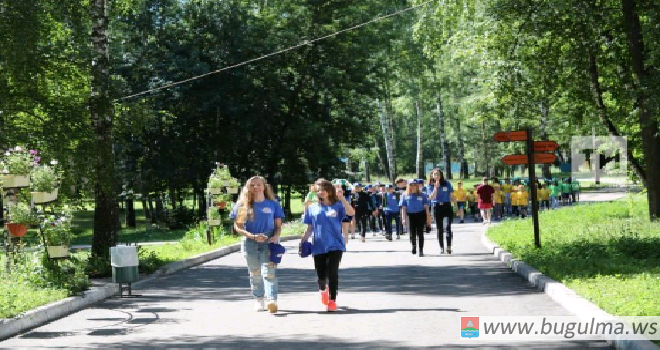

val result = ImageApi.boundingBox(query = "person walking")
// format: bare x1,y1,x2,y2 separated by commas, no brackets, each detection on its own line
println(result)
352,183,372,242
400,179,431,257
454,180,468,223
426,169,454,254
476,177,495,224
231,176,285,313
382,184,401,240
301,179,355,312
394,178,408,234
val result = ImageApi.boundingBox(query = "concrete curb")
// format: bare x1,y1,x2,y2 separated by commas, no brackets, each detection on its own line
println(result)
0,235,301,341
481,230,658,350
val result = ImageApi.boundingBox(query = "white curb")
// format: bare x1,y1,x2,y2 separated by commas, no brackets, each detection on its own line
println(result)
481,230,659,350
0,235,301,341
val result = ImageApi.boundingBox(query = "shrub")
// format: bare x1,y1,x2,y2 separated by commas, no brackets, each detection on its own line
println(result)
30,163,60,193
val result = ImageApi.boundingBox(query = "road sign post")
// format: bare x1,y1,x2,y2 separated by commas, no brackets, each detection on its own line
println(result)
525,127,541,248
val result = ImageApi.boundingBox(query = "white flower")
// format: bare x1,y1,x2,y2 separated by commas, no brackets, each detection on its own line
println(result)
50,160,58,165
4,152,9,156
14,146,22,151
2,169,8,174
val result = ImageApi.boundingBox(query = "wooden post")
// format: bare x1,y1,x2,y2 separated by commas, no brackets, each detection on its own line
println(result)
526,127,541,248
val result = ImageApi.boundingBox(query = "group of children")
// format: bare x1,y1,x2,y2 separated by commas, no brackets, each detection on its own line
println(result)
305,177,582,227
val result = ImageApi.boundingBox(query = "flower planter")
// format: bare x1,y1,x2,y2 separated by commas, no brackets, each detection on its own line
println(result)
6,223,28,237
46,245,70,258
1,174,29,188
208,187,222,195
207,219,222,226
31,188,59,204
214,201,227,210
222,180,232,187
226,187,239,194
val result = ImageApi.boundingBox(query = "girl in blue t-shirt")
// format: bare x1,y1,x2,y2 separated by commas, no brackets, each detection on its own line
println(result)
301,179,355,312
399,179,431,257
231,176,284,314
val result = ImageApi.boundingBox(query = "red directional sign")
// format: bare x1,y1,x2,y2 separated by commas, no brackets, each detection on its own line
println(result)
533,141,559,152
493,130,528,142
501,154,557,165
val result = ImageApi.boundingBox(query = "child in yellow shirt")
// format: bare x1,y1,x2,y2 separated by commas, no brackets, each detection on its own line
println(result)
493,184,503,221
453,181,468,223
516,185,529,218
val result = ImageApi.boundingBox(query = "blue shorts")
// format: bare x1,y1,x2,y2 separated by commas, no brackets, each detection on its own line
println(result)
342,215,353,223
457,202,466,209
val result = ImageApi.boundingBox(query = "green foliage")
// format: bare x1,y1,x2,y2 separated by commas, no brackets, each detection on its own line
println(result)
6,202,36,224
207,208,222,220
30,164,60,193
168,206,199,230
41,207,73,246
487,194,660,317
1,146,38,175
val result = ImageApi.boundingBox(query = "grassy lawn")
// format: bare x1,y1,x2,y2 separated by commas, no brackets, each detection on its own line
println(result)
487,194,660,320
0,221,305,320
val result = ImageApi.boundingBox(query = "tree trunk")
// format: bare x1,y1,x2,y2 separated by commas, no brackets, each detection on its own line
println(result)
375,138,388,180
482,120,489,178
622,0,660,220
90,0,119,261
436,93,451,179
141,194,149,219
147,194,156,223
386,97,397,180
169,183,176,210
364,156,370,183
456,117,468,179
587,50,646,184
125,198,136,228
284,184,292,217
540,100,552,179
378,99,394,182
415,99,424,178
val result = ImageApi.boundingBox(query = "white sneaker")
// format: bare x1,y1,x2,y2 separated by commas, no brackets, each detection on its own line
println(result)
361,237,366,243
255,298,266,312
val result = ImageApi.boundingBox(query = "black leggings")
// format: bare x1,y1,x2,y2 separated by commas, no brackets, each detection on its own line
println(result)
433,203,453,248
314,251,343,300
355,211,369,237
407,212,426,250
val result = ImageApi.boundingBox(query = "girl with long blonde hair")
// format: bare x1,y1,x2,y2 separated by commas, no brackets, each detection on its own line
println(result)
230,176,284,313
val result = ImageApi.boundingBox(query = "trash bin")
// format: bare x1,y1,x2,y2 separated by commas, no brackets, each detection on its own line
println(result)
110,246,139,296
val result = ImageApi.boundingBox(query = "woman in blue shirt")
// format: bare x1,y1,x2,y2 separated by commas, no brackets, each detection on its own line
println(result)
426,169,455,254
400,179,431,257
231,176,285,314
301,179,355,312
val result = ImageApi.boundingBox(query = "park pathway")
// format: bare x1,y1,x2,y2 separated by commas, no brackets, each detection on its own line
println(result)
0,191,628,349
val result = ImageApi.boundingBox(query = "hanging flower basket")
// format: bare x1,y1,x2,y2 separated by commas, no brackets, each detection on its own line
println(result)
46,245,70,259
226,187,239,194
214,201,227,209
207,219,222,226
6,223,28,237
1,174,29,188
209,187,222,195
31,188,59,204
222,180,232,187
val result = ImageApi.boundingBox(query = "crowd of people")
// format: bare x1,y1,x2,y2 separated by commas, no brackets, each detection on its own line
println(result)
228,172,582,314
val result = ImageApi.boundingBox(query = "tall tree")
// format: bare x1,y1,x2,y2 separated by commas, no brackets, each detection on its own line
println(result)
90,0,120,259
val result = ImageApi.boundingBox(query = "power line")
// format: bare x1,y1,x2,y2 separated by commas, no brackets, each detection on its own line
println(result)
115,1,434,102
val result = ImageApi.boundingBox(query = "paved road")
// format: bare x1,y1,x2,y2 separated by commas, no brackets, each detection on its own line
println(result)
0,192,628,349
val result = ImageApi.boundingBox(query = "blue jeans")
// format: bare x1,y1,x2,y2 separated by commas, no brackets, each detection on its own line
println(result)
242,237,278,300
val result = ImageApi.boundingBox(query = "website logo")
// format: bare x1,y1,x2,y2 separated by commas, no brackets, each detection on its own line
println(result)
461,317,479,338
571,136,628,185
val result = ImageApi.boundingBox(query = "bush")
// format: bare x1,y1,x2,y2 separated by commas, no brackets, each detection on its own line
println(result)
168,206,198,229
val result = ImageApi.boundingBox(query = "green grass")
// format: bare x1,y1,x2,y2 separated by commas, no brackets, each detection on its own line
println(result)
487,194,660,319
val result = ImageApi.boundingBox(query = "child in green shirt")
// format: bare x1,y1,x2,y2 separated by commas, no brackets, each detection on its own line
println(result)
561,179,572,206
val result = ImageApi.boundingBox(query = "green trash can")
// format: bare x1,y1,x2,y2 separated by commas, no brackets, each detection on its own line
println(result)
110,246,140,296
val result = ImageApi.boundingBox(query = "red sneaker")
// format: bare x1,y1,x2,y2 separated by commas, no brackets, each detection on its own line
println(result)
320,289,329,305
327,300,337,312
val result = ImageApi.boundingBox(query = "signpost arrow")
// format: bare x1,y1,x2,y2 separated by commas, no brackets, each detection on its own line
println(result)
501,153,557,165
493,130,528,142
533,140,559,152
